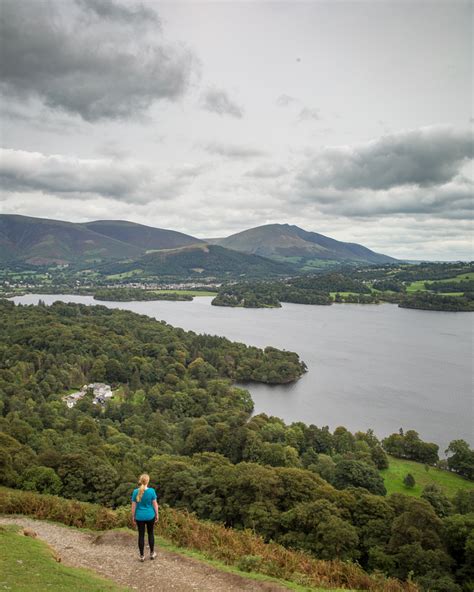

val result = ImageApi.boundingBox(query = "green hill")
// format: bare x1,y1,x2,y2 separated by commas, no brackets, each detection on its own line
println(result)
0,214,142,265
81,219,201,251
99,243,296,279
0,215,202,266
215,224,396,268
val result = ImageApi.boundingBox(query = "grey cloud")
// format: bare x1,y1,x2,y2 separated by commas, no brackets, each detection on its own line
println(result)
0,0,196,121
0,148,202,203
276,94,297,107
298,126,472,191
245,163,288,178
200,88,243,118
204,142,266,159
293,178,473,220
76,0,160,25
298,107,320,122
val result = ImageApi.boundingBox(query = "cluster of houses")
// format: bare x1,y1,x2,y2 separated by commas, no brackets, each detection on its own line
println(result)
63,383,113,408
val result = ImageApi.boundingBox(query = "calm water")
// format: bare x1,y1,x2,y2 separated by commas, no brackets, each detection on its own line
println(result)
11,294,473,451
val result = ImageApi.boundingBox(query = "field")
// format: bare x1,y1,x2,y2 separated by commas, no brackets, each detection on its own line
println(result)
381,456,474,497
406,271,474,294
0,526,126,592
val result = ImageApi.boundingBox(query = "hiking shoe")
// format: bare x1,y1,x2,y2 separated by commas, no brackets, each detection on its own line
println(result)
139,555,145,562
150,552,157,560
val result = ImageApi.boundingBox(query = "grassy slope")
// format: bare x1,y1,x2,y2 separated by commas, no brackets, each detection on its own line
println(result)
0,526,127,592
381,456,474,497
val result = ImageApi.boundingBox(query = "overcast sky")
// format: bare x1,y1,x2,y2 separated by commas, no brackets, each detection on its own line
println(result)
0,0,472,260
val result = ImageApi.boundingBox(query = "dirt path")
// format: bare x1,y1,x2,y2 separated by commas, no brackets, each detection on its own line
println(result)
0,516,289,592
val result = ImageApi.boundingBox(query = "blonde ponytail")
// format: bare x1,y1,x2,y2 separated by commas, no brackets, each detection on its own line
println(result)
137,473,150,502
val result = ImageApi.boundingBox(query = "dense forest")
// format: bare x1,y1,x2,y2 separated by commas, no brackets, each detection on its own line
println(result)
0,300,473,591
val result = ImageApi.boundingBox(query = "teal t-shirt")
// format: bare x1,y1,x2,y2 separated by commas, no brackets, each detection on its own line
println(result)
132,487,157,521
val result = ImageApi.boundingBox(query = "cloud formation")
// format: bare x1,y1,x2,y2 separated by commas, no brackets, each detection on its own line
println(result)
298,126,472,191
204,142,265,159
276,94,297,107
200,87,244,118
289,126,473,221
0,148,202,203
0,0,196,121
76,0,160,25
298,107,320,122
245,163,288,178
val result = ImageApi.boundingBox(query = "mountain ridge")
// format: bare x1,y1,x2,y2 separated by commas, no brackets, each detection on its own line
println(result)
0,214,396,269
214,223,396,266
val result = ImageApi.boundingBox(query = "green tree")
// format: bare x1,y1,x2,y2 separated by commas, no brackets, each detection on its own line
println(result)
446,440,474,480
21,466,62,495
334,459,386,495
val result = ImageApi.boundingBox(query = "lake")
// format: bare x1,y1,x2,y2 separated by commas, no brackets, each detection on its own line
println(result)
11,294,473,452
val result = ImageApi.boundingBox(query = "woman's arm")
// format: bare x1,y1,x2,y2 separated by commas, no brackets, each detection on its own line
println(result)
131,501,137,523
152,499,159,522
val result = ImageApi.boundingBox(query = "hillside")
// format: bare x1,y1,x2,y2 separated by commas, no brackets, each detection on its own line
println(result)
81,220,201,251
0,214,142,265
215,224,396,267
99,243,296,279
0,215,201,266
1,518,293,592
0,490,416,592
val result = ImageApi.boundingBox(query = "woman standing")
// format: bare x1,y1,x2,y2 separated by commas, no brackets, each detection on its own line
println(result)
131,473,159,562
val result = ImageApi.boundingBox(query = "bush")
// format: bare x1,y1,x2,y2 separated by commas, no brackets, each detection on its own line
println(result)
236,554,262,572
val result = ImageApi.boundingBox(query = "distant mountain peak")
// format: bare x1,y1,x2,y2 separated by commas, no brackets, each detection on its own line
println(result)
214,223,396,266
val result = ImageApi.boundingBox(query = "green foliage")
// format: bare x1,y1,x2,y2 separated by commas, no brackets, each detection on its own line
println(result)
383,430,439,465
94,288,193,301
334,459,387,495
446,440,474,480
399,292,474,312
403,474,416,489
1,300,473,590
21,466,62,495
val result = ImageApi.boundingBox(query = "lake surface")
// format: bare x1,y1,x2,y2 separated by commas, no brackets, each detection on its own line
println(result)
11,294,473,452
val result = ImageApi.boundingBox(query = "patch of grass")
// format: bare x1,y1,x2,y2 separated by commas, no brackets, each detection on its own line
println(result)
405,280,427,293
105,270,143,280
0,526,127,592
381,456,474,497
329,291,361,297
406,272,474,293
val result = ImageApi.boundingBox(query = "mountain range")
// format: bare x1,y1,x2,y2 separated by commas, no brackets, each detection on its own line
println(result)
0,214,396,276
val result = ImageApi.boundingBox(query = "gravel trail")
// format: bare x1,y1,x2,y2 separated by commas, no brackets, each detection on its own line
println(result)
0,516,289,592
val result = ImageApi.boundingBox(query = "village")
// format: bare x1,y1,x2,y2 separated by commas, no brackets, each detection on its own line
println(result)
63,383,114,408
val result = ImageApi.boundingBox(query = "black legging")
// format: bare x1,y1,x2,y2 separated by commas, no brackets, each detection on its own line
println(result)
136,519,155,555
